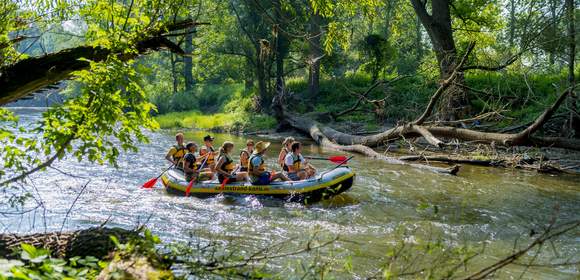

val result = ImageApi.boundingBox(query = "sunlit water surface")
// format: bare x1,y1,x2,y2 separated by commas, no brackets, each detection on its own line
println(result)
1,108,579,279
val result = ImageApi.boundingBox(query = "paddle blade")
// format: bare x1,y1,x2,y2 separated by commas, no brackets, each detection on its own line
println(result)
220,177,229,190
329,156,348,164
185,179,195,197
142,178,157,189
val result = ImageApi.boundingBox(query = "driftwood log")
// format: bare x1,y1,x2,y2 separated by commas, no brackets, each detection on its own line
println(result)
0,227,138,258
280,110,460,175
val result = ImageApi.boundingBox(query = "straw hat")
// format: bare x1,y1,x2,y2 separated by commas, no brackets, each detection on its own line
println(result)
253,141,271,153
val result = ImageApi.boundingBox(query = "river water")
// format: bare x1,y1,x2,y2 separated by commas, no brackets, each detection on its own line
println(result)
1,108,579,279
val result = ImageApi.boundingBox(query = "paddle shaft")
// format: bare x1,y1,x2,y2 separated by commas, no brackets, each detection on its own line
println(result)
185,153,212,196
188,153,211,181
330,156,354,171
305,156,329,160
156,163,175,179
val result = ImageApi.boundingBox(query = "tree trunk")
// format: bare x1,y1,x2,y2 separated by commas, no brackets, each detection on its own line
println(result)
183,27,194,92
170,53,179,94
0,227,138,258
566,0,578,136
509,0,516,47
415,13,423,61
549,0,558,67
256,41,269,111
281,110,460,175
307,13,323,97
410,0,470,120
273,0,289,98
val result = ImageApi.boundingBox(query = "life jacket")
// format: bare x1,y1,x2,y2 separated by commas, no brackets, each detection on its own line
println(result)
184,153,198,171
240,149,250,169
172,144,187,166
201,145,215,165
289,153,302,172
280,147,290,172
218,153,235,173
249,154,266,172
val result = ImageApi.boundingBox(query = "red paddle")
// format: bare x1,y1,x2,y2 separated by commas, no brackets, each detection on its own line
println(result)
185,178,196,197
142,164,174,188
305,155,348,164
185,154,211,196
219,177,230,190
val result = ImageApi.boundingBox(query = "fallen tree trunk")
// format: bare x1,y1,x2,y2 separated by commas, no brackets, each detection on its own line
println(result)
398,155,503,166
282,111,460,175
0,227,138,258
277,88,580,175
283,87,580,151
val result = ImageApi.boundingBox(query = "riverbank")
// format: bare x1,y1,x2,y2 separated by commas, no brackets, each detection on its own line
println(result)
154,110,276,133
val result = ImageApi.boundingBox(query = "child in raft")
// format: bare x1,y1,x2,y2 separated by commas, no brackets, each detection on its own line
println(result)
183,142,214,182
277,136,295,172
284,141,316,181
215,141,250,183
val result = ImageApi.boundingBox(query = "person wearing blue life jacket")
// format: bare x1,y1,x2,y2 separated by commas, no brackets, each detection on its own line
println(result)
249,141,289,185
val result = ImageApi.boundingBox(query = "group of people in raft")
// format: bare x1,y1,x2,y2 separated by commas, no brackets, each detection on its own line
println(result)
165,133,317,185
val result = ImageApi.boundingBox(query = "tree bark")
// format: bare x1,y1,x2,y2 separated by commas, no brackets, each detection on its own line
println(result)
415,12,423,61
183,27,195,92
273,0,290,98
0,20,208,105
549,0,558,67
170,52,179,94
410,0,469,120
256,40,269,111
307,13,323,97
508,0,516,47
0,227,138,258
566,0,578,136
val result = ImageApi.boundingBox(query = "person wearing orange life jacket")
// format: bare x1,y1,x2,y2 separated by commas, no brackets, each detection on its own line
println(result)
165,132,187,169
239,139,254,172
250,141,289,185
199,135,217,170
277,136,295,172
215,141,249,183
284,142,316,181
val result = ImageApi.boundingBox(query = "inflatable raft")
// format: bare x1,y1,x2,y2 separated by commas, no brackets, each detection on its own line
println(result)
160,166,355,203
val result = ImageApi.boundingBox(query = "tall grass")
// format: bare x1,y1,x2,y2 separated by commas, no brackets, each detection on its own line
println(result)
155,110,276,132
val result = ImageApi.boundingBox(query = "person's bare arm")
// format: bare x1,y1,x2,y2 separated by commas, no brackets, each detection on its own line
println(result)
165,149,176,165
215,157,230,177
277,150,286,167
